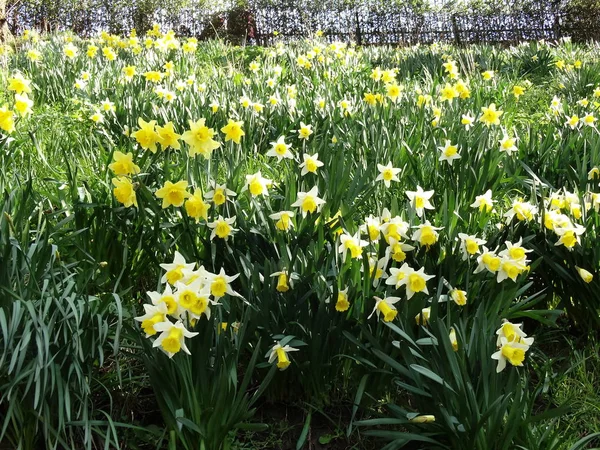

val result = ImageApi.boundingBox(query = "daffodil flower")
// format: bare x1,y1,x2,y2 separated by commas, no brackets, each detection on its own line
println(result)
266,136,294,161
147,284,179,316
152,320,198,358
268,342,299,370
376,162,401,187
369,296,401,322
438,140,461,165
458,233,486,260
291,186,326,217
335,287,350,312
243,171,272,197
208,215,237,241
575,266,593,283
470,189,495,212
299,153,324,176
160,251,196,285
135,302,168,337
338,231,368,260
205,182,236,206
491,336,530,372
206,268,240,299
411,221,443,247
406,186,434,218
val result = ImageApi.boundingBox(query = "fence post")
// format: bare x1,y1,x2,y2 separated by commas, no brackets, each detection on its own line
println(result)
355,9,362,45
451,13,461,45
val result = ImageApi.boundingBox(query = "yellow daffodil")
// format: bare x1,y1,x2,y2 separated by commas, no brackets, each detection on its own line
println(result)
155,180,191,208
109,151,140,176
112,177,137,207
185,190,211,223
131,118,159,152
268,342,299,370
221,119,245,144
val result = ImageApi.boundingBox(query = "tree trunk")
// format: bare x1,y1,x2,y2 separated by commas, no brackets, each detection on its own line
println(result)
0,0,10,43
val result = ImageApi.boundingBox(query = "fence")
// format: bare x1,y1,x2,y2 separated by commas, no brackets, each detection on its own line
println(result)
6,0,600,44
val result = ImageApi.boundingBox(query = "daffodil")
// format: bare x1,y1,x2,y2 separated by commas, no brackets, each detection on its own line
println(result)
504,199,538,223
122,65,136,81
438,140,461,165
205,182,236,206
90,111,103,124
450,289,467,306
153,320,198,358
335,287,350,312
499,134,518,155
176,281,217,319
266,136,294,161
156,121,181,150
101,99,115,112
479,103,503,127
131,118,159,152
369,296,401,322
87,44,99,58
0,105,15,134
439,83,459,102
206,268,240,299
181,119,220,158
155,180,191,208
458,233,486,260
582,113,597,127
385,237,415,262
185,190,211,223
244,171,272,197
415,307,431,325
208,215,237,240
381,216,410,243
512,85,525,98
291,186,326,217
498,238,532,264
554,223,585,249
496,320,534,347
8,74,32,95
159,252,196,285
481,70,495,80
63,43,79,59
338,231,368,260
474,246,501,274
112,177,137,207
449,328,459,351
406,186,434,218
297,122,313,140
360,215,382,241
13,93,33,117
268,342,299,370
461,113,475,130
269,211,295,231
376,162,401,187
135,303,168,337
497,257,528,282
575,266,593,283
271,270,296,292
109,151,140,176
147,284,179,316
386,83,403,102
411,221,443,247
389,264,434,299
491,337,530,372
221,119,245,144
470,189,495,212
299,153,324,176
